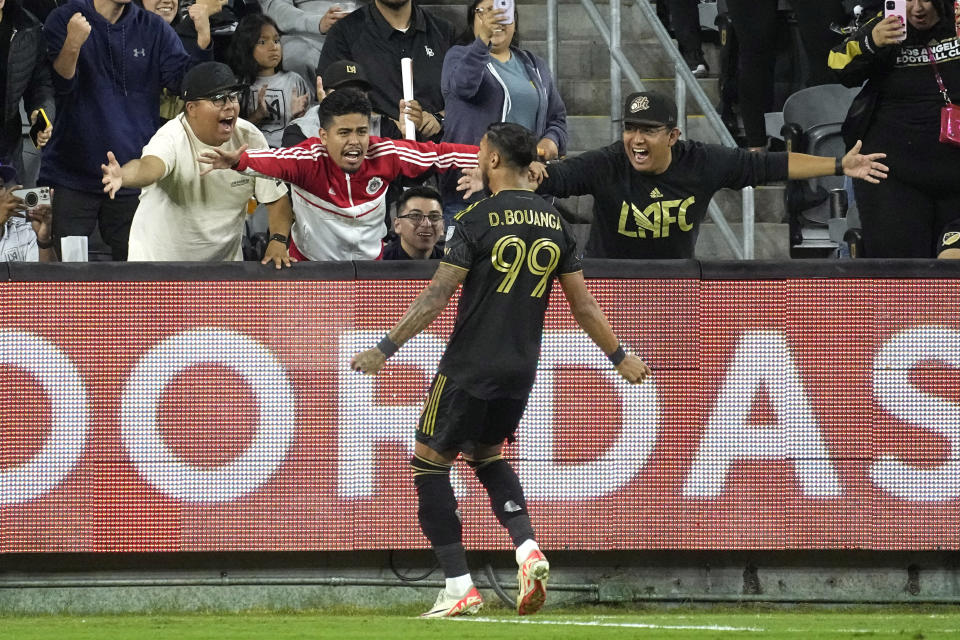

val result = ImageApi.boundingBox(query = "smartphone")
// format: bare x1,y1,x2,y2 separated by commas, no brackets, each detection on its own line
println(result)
493,0,514,25
29,108,51,149
884,0,907,41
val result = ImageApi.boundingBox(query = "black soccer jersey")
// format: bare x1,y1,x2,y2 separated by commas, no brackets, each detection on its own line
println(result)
438,189,582,399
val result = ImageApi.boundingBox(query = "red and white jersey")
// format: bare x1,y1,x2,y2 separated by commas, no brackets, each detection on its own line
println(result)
237,136,478,261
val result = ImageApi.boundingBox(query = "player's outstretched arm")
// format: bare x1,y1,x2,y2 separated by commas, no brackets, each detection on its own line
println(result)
351,263,467,375
559,271,650,384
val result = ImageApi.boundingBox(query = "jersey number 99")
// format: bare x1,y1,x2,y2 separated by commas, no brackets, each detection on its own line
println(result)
491,235,561,297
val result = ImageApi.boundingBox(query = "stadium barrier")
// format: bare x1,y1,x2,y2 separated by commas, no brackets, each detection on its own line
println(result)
2,259,959,553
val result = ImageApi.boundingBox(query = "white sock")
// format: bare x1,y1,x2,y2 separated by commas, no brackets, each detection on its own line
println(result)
446,573,474,596
515,538,540,565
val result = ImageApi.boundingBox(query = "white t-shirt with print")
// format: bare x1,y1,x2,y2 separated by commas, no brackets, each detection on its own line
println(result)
0,217,38,262
127,115,288,262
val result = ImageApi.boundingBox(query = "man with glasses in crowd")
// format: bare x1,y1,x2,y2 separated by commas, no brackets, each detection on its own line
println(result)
458,91,890,259
101,62,292,264
383,186,444,260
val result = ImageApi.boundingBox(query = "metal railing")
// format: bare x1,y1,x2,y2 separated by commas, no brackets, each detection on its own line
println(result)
545,0,756,259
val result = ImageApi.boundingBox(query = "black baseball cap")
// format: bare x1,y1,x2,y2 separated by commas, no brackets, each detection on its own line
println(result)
623,91,678,128
181,62,243,101
322,60,371,92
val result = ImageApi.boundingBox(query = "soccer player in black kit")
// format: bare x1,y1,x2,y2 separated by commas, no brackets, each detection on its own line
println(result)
351,122,650,618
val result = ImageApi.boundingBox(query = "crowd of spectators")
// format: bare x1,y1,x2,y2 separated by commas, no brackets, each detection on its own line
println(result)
1,0,954,262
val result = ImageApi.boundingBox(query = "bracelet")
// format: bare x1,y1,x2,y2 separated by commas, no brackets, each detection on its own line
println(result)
377,334,400,359
835,157,844,176
36,237,54,249
608,345,626,366
269,233,289,246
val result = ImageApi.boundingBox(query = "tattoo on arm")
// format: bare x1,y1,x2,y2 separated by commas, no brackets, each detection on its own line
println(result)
388,264,465,346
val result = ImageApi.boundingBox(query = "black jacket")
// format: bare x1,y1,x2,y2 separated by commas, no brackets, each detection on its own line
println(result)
829,6,959,146
1,3,54,163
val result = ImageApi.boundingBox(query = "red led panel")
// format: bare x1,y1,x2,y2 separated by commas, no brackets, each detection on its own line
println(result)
1,277,959,552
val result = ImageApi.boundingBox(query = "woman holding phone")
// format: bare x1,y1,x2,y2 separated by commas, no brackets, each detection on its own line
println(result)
829,0,960,257
439,0,567,222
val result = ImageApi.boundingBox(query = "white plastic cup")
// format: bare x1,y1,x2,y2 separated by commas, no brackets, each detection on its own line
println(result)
60,236,88,262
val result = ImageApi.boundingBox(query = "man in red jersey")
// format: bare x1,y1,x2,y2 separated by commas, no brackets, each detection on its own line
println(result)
199,87,477,261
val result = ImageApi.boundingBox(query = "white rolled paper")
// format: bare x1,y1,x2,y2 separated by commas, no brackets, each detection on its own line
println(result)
400,57,416,140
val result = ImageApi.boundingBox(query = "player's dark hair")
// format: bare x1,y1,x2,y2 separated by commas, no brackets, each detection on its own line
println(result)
398,186,442,214
484,122,537,170
318,88,372,130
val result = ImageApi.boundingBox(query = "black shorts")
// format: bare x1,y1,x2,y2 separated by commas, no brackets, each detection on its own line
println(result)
938,220,960,255
417,372,529,455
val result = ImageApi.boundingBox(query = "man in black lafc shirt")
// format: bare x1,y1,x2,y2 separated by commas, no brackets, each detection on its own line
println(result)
352,123,650,618
511,91,890,259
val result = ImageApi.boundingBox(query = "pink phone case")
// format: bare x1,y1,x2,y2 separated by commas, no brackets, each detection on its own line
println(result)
884,0,907,41
493,0,514,24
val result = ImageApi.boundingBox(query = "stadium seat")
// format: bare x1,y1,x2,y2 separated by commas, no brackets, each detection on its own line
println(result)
780,84,862,258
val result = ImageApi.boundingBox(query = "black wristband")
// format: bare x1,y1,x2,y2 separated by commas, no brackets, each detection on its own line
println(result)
835,157,844,176
377,335,400,358
608,345,626,366
269,233,288,246
36,237,54,249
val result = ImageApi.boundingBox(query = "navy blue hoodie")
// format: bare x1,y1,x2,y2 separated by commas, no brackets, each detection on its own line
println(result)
41,0,194,194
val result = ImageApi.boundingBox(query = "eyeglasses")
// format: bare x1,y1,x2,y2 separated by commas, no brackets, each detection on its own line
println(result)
398,213,443,225
624,123,669,135
203,91,243,107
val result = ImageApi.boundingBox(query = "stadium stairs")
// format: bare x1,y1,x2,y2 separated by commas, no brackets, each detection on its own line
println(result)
425,0,791,259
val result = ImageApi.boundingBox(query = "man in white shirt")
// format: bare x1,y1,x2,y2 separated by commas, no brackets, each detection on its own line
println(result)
101,61,294,265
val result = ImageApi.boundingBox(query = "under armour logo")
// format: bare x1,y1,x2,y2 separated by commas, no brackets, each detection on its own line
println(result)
424,45,435,57
133,48,146,57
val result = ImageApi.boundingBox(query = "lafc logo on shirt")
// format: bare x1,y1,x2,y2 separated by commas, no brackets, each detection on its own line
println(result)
618,196,695,239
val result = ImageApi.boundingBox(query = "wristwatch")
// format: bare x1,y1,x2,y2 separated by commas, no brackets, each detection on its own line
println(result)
269,233,289,246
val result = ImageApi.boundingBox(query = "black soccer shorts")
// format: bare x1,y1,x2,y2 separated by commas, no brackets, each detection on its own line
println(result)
416,372,529,455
